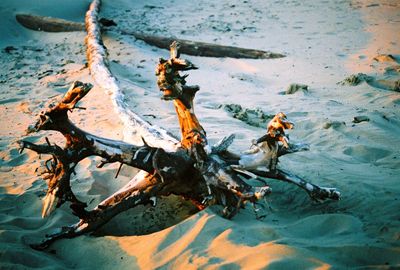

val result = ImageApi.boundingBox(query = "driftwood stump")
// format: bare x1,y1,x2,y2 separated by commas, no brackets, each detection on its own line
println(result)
20,42,339,250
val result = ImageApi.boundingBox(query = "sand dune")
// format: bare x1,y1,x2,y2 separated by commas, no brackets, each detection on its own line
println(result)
1,0,400,269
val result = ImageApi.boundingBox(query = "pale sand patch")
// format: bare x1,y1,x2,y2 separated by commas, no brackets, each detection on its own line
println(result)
346,0,400,74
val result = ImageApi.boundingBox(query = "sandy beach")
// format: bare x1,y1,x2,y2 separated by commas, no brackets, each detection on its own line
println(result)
1,0,399,269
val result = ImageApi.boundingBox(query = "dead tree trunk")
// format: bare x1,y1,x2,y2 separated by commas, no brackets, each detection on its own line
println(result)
20,0,340,250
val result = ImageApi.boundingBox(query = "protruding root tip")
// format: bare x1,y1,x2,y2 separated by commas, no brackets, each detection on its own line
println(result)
311,187,341,202
41,189,59,218
331,189,341,200
18,141,25,154
255,186,272,200
26,125,37,134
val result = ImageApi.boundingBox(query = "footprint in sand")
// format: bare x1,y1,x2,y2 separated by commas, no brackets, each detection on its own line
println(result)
338,73,372,86
384,65,400,75
343,145,391,163
339,73,400,92
221,103,274,128
280,83,309,95
373,54,398,63
17,102,32,114
340,53,400,92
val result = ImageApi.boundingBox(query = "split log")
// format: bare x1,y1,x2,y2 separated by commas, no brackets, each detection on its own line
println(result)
15,13,285,59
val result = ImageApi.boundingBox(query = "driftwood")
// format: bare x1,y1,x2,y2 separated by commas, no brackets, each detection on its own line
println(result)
19,0,339,250
16,14,84,32
21,45,339,250
15,13,285,59
123,31,285,59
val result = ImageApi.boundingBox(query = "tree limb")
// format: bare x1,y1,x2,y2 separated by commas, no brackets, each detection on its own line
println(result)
15,13,285,59
125,31,286,59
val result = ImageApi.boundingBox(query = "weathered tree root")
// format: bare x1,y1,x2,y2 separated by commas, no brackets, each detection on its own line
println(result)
236,169,340,202
20,0,340,250
22,45,339,250
16,13,85,32
20,78,271,249
19,81,186,218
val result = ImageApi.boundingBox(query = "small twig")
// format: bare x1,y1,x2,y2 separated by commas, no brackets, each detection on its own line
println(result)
19,143,25,154
45,137,51,146
96,159,108,168
115,163,123,179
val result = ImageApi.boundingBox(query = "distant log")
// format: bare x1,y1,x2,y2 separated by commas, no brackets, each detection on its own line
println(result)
124,31,285,59
16,14,84,32
15,13,285,59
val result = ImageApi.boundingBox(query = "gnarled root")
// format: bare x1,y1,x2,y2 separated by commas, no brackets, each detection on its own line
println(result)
22,3,340,249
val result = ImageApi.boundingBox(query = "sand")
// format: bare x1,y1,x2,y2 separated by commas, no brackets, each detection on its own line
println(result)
1,0,399,269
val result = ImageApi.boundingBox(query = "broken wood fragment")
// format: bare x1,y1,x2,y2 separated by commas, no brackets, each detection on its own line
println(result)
352,115,370,123
233,112,293,172
282,83,309,95
323,121,346,129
